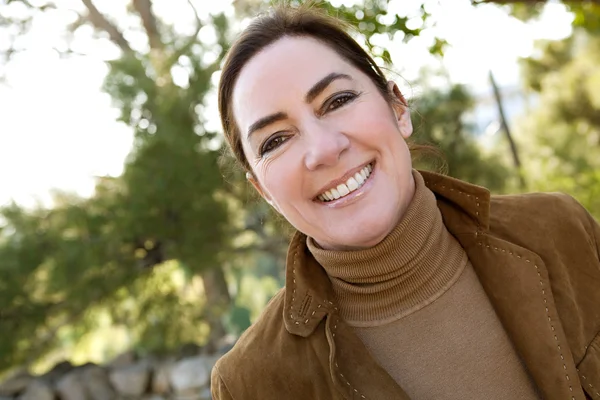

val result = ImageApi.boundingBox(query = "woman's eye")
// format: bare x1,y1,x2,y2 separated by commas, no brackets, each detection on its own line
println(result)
325,92,357,112
260,135,289,156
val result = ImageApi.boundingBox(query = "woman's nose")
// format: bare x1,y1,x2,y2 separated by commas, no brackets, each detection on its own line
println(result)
303,123,350,171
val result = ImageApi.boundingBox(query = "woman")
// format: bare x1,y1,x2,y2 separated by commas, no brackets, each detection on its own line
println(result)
212,4,600,400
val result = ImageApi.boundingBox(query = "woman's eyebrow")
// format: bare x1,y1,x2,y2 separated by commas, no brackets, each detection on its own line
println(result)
305,72,352,103
246,72,352,139
247,112,288,139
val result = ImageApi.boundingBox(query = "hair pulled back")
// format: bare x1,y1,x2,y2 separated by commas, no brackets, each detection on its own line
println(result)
218,3,392,173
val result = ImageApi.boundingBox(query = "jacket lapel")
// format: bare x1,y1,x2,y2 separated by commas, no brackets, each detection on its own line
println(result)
325,313,411,399
421,171,585,399
462,234,585,400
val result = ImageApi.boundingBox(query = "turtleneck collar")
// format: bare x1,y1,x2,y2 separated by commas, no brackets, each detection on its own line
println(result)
307,170,467,327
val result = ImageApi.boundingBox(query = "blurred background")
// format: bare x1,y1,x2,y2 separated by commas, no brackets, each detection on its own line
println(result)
0,0,599,397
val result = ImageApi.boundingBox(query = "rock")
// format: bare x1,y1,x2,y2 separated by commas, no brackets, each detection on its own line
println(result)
169,356,210,394
18,379,54,400
198,386,212,400
143,395,166,400
107,351,136,368
42,361,73,386
56,369,88,400
151,360,173,394
81,365,115,400
109,362,149,397
200,355,220,371
0,372,32,396
173,389,202,400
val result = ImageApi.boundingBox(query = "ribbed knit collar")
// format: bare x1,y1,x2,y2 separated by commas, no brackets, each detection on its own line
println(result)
307,170,467,327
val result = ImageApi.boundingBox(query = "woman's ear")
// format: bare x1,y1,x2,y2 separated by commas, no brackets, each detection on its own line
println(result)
387,81,413,139
246,172,279,211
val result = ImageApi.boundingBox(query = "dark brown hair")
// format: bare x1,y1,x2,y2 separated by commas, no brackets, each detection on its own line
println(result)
218,3,394,172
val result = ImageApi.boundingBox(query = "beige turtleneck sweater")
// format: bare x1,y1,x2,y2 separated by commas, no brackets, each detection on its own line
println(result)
307,171,539,400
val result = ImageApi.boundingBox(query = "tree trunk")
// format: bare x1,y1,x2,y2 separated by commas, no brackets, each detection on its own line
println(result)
201,265,231,352
489,70,527,190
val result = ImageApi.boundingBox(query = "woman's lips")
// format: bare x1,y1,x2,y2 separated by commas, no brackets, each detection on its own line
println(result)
317,161,376,207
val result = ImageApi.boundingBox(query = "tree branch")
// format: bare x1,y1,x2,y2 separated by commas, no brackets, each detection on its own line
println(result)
132,0,163,50
80,0,133,54
166,0,202,68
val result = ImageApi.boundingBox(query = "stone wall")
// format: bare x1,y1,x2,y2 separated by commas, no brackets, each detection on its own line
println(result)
0,351,223,400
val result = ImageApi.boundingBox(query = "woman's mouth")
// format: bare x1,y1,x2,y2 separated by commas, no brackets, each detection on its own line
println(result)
316,162,374,202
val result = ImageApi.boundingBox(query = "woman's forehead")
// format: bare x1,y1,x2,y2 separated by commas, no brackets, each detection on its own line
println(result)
232,37,358,124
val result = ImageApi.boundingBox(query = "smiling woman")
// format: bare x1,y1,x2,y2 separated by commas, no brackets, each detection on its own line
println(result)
212,3,600,400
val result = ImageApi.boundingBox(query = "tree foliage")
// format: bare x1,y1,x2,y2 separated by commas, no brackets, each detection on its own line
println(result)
518,28,600,217
0,0,236,374
411,83,511,193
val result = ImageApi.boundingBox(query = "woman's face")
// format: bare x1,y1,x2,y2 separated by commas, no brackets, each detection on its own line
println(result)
232,36,415,250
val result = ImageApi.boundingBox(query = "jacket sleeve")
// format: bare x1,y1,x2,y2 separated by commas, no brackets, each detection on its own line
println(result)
567,193,600,267
211,364,234,400
586,209,600,265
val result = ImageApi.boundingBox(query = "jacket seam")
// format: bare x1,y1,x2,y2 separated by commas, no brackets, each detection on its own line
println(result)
426,180,484,236
289,241,336,326
577,372,600,398
585,208,600,266
426,181,482,215
577,328,600,364
214,364,236,400
480,242,576,399
330,315,367,399
577,332,600,398
579,205,600,398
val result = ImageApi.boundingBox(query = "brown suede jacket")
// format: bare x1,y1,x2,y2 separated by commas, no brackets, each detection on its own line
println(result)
211,171,600,400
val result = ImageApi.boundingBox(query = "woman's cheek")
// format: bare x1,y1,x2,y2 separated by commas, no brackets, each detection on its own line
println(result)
260,157,286,197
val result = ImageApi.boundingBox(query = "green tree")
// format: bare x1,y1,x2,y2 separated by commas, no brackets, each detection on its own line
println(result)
410,81,511,193
517,28,600,217
0,0,236,374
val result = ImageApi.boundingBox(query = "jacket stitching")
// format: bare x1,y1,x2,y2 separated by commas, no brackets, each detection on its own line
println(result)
299,295,312,318
480,244,576,399
289,243,335,325
577,333,600,398
576,370,600,398
577,328,600,364
426,182,483,235
331,316,367,399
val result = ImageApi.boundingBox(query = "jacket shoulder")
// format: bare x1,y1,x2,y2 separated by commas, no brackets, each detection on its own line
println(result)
489,192,600,366
489,191,596,250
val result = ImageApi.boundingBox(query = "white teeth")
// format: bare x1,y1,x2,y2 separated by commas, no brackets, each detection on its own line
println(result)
318,163,374,202
346,177,359,191
337,184,350,196
354,172,364,185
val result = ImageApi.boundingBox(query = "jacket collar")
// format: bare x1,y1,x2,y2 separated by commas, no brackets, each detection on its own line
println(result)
283,170,491,336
